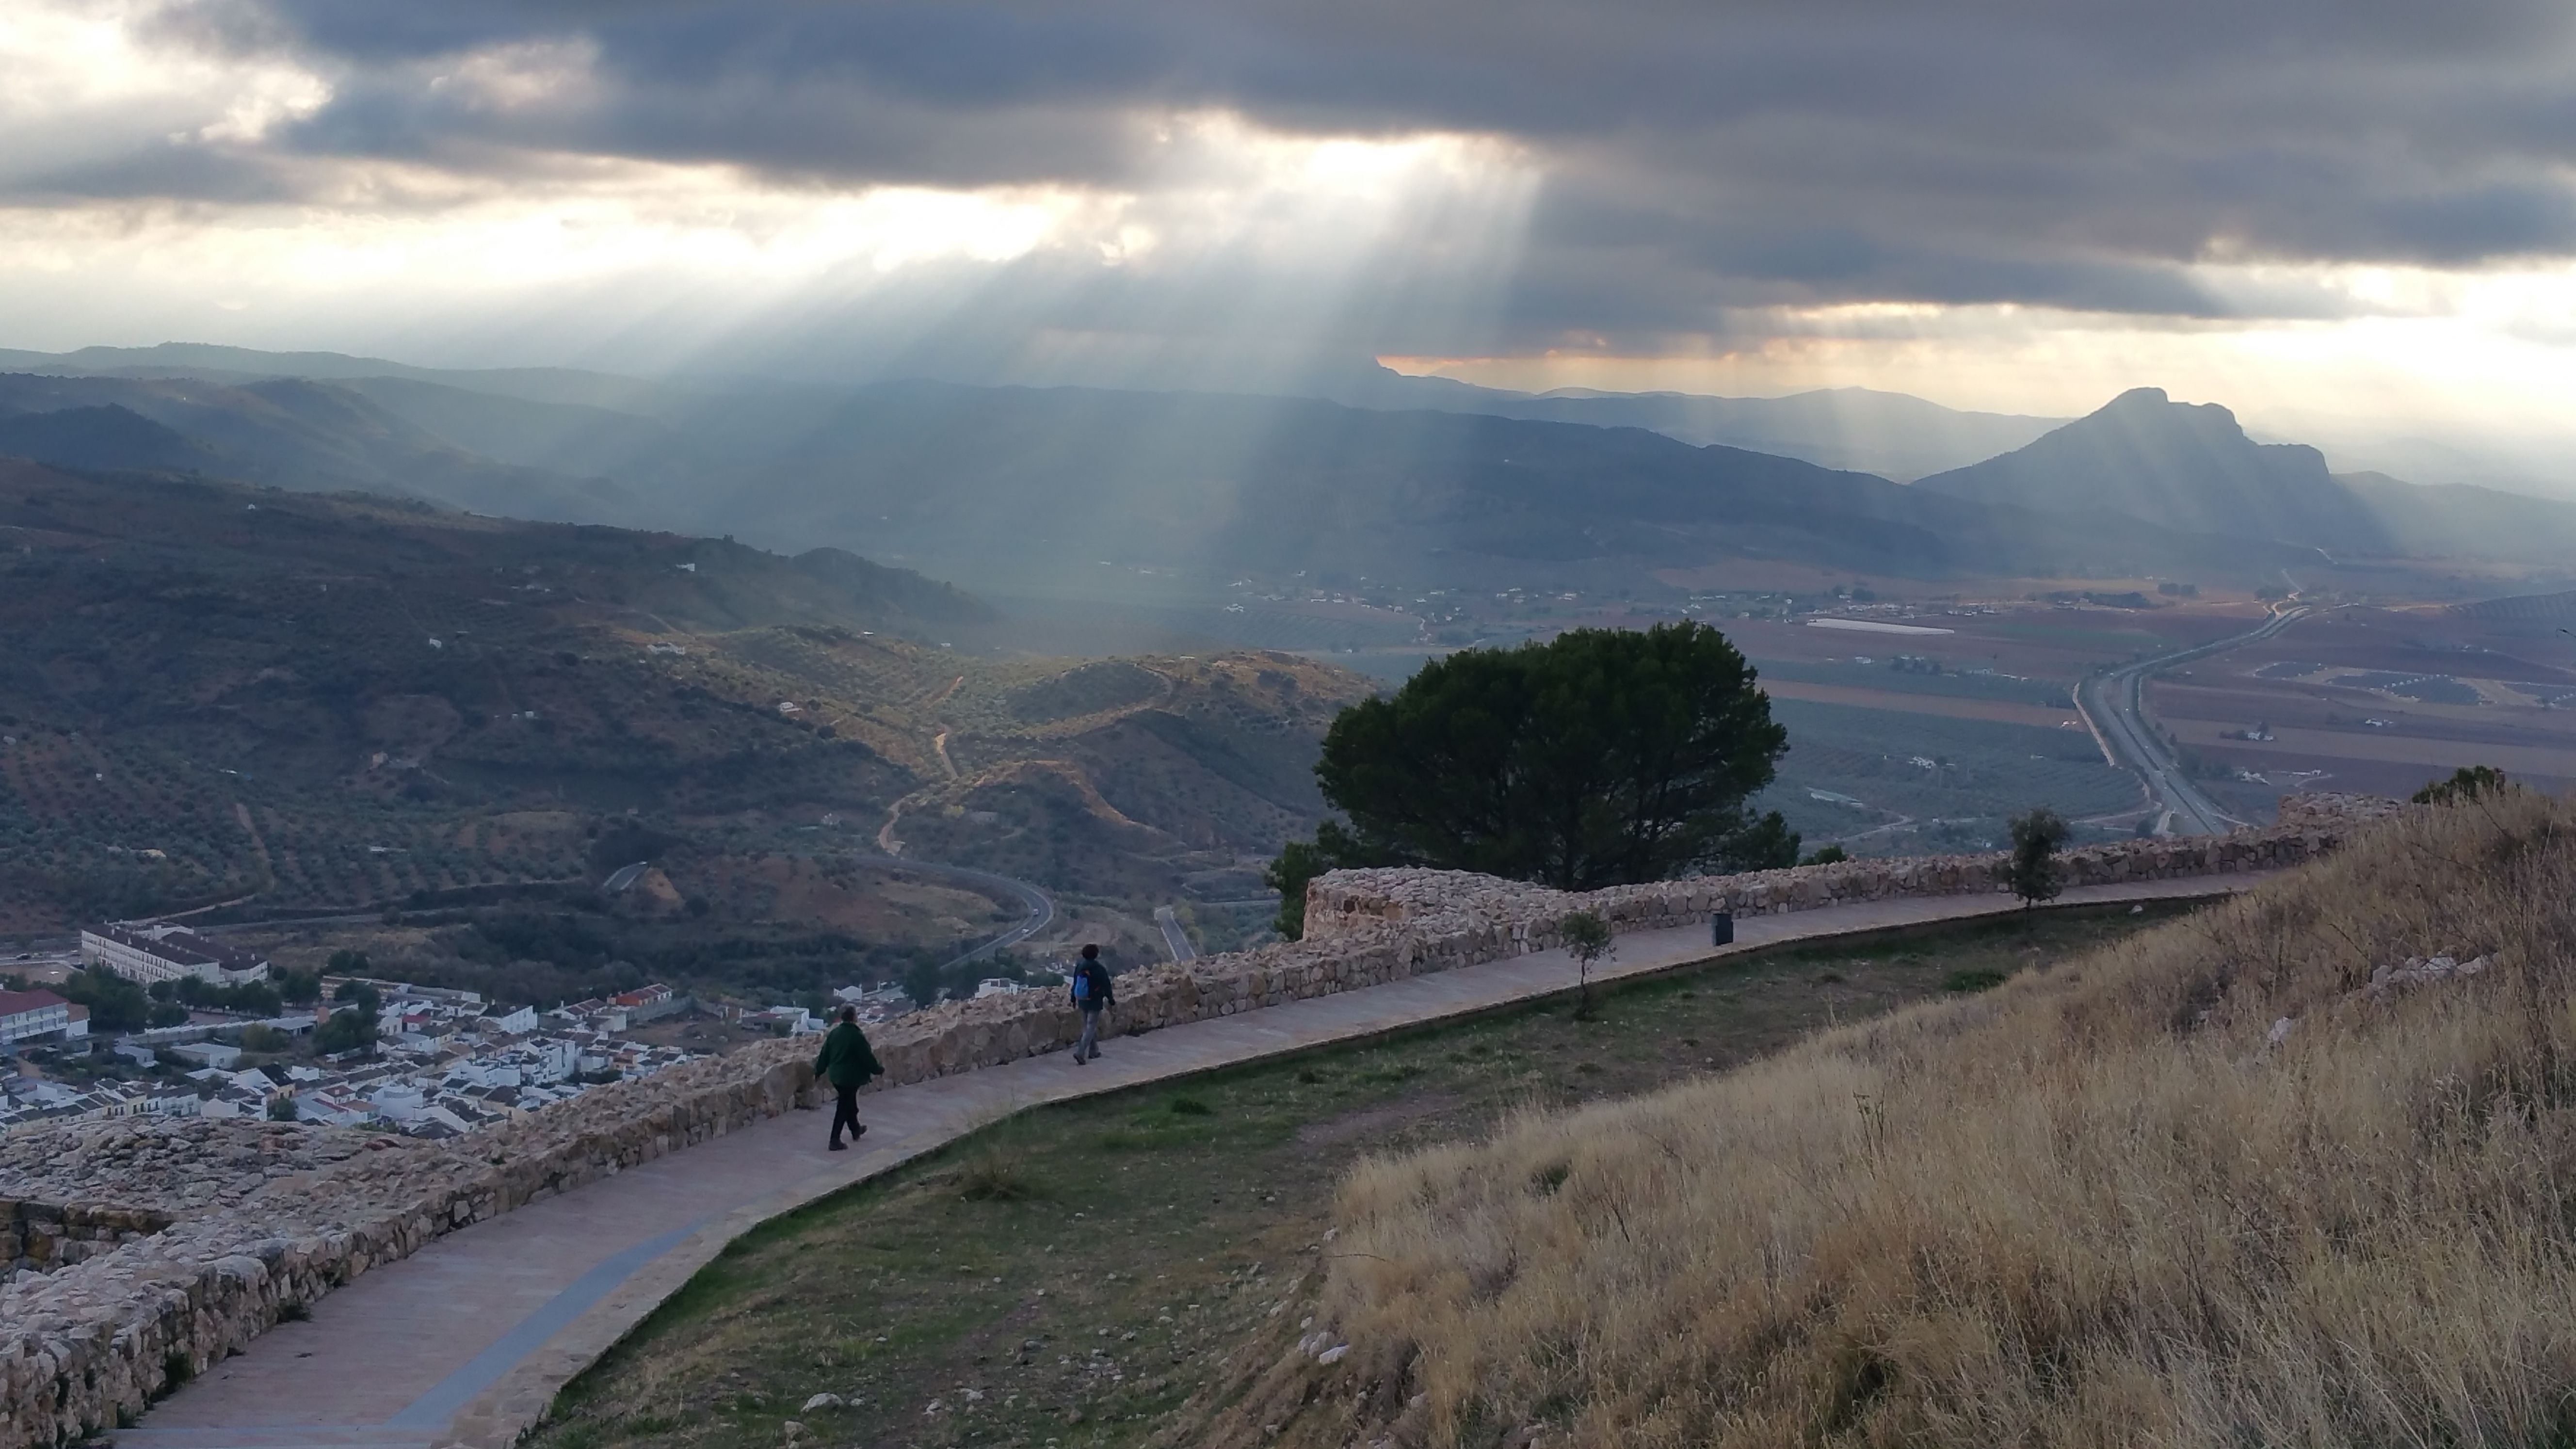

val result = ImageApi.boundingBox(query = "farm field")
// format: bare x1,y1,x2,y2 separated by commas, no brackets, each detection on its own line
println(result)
2146,601,2576,799
522,900,2198,1449
1758,697,2139,854
1756,679,2077,728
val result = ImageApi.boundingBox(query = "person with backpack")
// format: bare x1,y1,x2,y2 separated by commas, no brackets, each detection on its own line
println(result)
812,1005,885,1151
1069,944,1115,1064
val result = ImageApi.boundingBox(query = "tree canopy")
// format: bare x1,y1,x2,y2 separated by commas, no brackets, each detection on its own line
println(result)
1284,622,1796,904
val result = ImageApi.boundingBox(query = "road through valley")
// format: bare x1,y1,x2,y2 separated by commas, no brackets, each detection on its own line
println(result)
2077,606,2310,836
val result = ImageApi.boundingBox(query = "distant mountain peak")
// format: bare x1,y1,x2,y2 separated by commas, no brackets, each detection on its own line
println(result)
1917,387,2387,554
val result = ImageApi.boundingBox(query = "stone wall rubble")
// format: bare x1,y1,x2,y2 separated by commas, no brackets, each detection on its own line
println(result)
0,795,2392,1449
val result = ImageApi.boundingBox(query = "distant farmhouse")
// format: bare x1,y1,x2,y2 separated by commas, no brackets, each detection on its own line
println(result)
80,922,271,986
0,988,86,1048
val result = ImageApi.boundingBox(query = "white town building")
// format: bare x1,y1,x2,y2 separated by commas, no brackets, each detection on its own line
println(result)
80,923,271,986
0,989,81,1047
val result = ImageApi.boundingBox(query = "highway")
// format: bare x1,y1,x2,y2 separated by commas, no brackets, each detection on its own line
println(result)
1153,904,1199,962
859,857,1057,973
2075,605,2310,836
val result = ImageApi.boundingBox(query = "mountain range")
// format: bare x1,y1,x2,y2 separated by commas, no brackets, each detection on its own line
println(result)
4,343,2575,591
1318,365,2067,480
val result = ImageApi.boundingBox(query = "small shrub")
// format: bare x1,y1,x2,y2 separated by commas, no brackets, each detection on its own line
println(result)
2414,764,2507,805
1562,910,1613,1019
957,1150,1039,1202
2003,806,2071,908
1943,967,2009,994
1167,1095,1213,1117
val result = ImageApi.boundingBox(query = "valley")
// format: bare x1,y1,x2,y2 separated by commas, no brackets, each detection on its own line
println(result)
0,458,1368,1006
7,354,2573,990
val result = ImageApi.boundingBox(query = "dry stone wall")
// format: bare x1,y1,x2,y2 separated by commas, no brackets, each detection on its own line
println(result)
1,1202,170,1282
0,796,2392,1449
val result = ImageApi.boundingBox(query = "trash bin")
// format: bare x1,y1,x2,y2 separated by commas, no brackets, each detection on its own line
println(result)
1711,911,1734,946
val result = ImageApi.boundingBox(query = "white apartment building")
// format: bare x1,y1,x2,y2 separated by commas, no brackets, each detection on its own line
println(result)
0,989,80,1046
80,922,270,986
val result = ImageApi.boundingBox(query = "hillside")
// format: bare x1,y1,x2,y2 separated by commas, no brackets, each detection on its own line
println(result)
1242,793,2576,1448
2339,469,2576,566
0,459,1366,943
1916,386,2393,552
1329,366,2067,480
519,905,2192,1449
0,371,641,524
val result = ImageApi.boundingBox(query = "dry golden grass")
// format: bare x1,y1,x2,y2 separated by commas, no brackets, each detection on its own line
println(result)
1319,791,2576,1448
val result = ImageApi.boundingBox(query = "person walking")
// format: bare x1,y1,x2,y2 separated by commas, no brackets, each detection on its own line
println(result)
1069,944,1115,1064
813,1005,885,1151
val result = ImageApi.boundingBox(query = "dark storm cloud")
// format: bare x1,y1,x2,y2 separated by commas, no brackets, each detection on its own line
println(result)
58,0,2576,341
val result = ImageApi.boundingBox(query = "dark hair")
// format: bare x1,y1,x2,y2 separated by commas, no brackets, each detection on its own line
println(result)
1080,944,1099,960
839,1005,856,1023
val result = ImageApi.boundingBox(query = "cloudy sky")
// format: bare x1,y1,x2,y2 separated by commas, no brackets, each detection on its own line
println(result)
7,0,2576,459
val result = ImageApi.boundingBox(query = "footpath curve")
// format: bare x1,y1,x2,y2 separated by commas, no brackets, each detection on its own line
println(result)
122,871,2273,1449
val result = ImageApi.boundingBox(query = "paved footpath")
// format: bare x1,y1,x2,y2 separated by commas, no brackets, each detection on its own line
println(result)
118,873,2267,1449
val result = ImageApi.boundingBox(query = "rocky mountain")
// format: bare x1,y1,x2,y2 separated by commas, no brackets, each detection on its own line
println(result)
1913,387,2395,554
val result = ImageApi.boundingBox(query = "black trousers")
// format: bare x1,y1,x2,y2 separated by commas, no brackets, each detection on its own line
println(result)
829,1082,862,1142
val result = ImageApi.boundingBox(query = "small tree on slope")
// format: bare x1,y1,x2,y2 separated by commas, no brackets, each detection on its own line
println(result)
2004,806,2071,910
1561,910,1613,1019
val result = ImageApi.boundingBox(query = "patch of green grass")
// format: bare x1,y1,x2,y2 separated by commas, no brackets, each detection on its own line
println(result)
1944,967,2011,993
529,899,2196,1449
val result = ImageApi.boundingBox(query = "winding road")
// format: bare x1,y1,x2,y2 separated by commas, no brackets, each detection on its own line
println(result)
888,857,1057,971
2076,605,2310,836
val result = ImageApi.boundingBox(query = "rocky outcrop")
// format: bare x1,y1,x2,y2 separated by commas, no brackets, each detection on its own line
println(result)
0,795,2395,1449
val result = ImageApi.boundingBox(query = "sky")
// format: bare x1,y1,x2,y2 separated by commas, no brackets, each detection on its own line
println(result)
5,0,2576,475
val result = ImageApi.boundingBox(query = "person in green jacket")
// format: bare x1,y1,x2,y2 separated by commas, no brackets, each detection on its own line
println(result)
813,1006,885,1151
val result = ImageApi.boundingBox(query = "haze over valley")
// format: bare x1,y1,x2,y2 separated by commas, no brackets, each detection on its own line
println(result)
6,340,2575,966
10,6,2576,1446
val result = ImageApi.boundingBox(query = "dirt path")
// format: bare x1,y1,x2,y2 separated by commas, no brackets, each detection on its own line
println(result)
231,801,276,893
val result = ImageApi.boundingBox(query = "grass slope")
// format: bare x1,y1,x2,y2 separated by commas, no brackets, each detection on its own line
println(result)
1283,792,2576,1449
523,902,2192,1449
